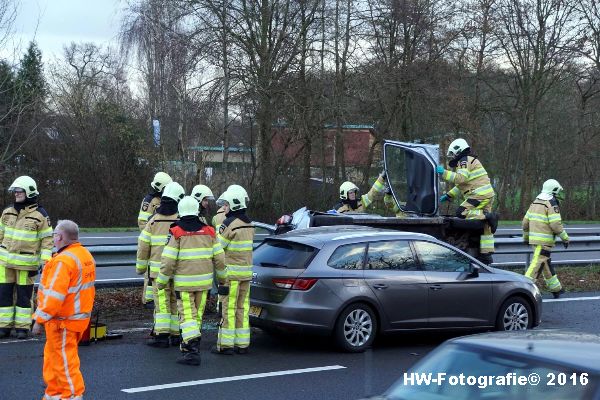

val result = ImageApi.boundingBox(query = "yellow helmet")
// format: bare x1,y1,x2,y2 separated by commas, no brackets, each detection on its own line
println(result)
151,172,172,192
191,184,214,202
162,182,185,202
220,187,247,211
227,184,249,204
178,196,199,217
339,181,359,200
542,179,563,197
447,138,469,158
9,176,39,198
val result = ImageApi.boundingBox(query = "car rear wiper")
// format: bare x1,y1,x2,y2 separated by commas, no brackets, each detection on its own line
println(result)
259,262,288,268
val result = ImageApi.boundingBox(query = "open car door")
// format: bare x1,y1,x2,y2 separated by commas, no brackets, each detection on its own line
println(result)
383,141,440,217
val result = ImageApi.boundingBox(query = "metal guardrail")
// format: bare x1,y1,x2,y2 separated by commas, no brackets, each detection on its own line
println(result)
88,234,600,287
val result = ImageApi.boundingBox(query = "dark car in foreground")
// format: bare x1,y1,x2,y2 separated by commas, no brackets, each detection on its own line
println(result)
376,330,600,399
249,226,542,352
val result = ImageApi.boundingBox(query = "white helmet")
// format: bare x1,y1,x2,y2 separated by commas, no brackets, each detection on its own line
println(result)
191,184,214,202
162,182,185,202
220,187,247,211
178,196,199,217
339,181,359,200
9,176,39,198
447,138,469,158
227,184,249,204
151,172,172,192
542,179,563,197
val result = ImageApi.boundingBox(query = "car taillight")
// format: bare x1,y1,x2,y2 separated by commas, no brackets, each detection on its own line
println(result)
272,278,318,291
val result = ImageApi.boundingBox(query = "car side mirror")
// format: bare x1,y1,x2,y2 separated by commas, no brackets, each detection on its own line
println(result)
469,263,480,278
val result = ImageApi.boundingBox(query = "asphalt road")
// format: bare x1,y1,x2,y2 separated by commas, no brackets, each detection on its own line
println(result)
2,292,599,400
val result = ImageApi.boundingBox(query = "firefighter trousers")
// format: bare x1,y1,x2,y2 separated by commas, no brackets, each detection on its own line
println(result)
0,267,34,330
456,196,495,254
525,245,562,292
153,280,179,335
142,275,153,304
217,280,250,350
176,290,208,344
43,321,84,399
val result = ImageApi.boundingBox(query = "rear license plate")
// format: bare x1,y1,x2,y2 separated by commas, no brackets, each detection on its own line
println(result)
249,306,262,317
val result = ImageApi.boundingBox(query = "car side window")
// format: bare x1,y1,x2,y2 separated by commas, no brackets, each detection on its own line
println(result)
366,240,419,271
413,241,471,272
328,243,366,270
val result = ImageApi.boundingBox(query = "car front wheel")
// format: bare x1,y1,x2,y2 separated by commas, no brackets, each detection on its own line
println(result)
496,297,532,331
334,303,377,352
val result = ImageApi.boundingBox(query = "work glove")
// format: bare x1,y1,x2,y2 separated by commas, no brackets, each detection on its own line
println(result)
28,270,38,278
384,183,392,195
440,194,449,203
379,170,386,180
436,165,445,174
563,241,569,249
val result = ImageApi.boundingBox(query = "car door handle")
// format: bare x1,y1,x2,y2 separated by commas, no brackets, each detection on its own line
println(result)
373,284,388,290
429,285,443,291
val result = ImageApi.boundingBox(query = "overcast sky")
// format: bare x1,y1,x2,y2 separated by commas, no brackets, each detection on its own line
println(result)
7,0,124,62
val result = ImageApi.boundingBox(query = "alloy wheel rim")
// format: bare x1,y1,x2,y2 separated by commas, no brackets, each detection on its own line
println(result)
343,309,372,347
502,303,529,330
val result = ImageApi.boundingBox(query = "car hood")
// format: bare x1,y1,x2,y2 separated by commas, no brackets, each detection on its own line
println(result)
486,266,532,283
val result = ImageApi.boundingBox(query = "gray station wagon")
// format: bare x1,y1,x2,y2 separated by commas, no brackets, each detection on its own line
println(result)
249,226,542,352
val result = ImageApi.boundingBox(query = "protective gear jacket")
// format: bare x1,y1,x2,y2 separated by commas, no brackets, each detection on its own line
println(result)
136,213,178,278
522,196,569,247
0,204,53,271
157,223,225,290
34,242,96,332
218,212,254,281
137,194,161,231
442,156,494,201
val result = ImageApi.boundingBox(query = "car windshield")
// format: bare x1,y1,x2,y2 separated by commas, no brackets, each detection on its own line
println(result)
253,239,316,269
385,343,597,400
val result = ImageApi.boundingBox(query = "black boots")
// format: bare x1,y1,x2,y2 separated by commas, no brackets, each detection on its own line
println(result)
170,335,181,347
146,333,170,348
0,328,10,339
552,288,565,299
177,338,200,366
15,329,28,340
234,346,249,355
211,346,234,355
478,253,494,265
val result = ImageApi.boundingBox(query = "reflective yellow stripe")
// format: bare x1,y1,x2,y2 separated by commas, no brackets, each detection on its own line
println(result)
467,167,487,180
138,230,151,243
525,246,542,279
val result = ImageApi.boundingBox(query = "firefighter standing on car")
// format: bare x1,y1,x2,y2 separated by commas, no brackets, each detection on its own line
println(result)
137,181,184,347
333,172,387,213
213,186,254,355
522,179,569,299
137,171,173,308
191,184,215,225
0,176,52,339
156,196,225,365
212,185,249,230
436,138,497,263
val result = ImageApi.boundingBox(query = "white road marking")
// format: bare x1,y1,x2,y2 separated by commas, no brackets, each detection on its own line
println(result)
0,338,39,344
122,365,347,393
544,296,600,303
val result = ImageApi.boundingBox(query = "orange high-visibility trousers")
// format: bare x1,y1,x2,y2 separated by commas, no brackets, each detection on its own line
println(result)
42,322,84,400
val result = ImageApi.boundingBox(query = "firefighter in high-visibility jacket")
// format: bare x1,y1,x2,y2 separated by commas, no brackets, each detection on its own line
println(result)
156,196,225,365
137,172,173,306
436,138,497,263
137,181,185,347
522,179,568,298
212,185,248,230
333,173,386,213
213,186,254,355
32,219,95,400
191,184,215,225
0,176,52,339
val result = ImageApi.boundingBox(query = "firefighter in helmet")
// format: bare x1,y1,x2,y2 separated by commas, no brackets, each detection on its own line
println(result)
191,184,215,225
333,172,386,213
437,138,497,264
0,176,53,339
522,179,569,298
